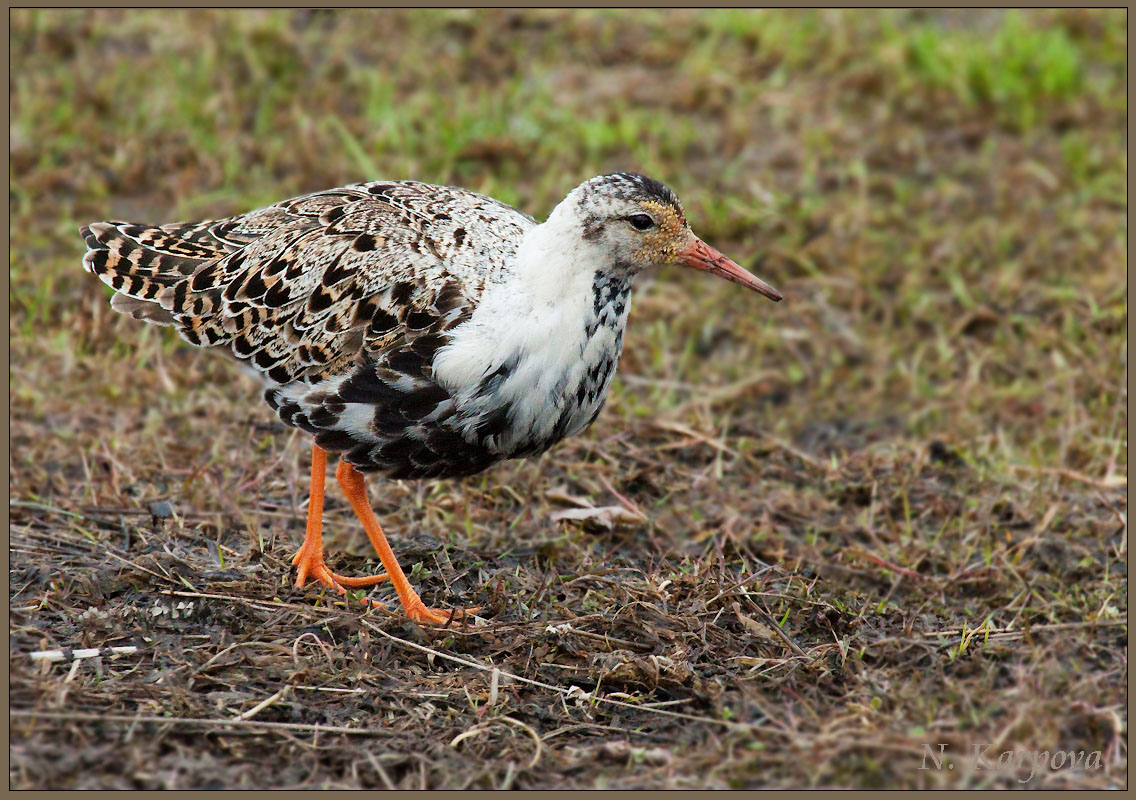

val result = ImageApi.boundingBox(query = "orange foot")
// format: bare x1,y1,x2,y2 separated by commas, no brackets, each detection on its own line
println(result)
292,539,390,593
399,590,483,626
292,541,478,624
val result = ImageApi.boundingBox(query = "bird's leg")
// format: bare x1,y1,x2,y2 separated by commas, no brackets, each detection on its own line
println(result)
335,459,479,625
292,444,390,592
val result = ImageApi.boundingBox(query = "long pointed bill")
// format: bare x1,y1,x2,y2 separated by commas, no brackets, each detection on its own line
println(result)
679,238,782,302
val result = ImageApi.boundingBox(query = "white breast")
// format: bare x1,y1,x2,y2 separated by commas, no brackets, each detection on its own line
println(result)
431,223,634,456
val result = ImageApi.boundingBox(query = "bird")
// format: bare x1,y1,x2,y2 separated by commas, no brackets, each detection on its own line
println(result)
80,172,781,625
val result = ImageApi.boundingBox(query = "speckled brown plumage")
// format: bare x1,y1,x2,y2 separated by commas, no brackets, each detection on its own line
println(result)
84,181,532,383
83,180,538,479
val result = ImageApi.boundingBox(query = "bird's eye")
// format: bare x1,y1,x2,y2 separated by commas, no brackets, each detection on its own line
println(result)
627,214,655,231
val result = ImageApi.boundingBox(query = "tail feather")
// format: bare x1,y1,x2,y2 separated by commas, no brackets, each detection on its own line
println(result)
81,220,229,327
109,292,177,326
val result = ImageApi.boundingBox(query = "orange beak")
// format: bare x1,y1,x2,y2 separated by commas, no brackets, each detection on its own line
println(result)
679,238,782,302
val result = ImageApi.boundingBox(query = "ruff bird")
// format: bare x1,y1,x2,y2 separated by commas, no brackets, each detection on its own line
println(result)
81,173,781,624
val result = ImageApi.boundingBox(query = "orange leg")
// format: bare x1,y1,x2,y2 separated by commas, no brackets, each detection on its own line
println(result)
335,458,479,625
292,444,390,592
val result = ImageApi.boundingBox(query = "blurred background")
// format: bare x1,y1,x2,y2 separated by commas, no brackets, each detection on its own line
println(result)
9,9,1128,790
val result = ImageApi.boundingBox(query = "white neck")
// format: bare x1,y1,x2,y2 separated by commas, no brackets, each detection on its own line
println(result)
509,198,604,304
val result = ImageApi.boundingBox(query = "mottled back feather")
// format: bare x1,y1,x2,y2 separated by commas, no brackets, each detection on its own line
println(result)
82,180,535,388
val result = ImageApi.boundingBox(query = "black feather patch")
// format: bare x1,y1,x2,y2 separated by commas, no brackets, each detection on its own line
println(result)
338,366,402,405
384,348,426,376
434,281,465,313
314,428,361,452
321,257,354,287
233,336,256,357
267,363,293,384
306,288,334,314
353,233,377,252
477,357,515,395
370,308,399,335
264,280,292,308
88,249,109,274
475,404,512,440
399,384,449,419
253,348,283,369
391,281,415,305
240,270,269,300
407,333,446,360
406,309,436,330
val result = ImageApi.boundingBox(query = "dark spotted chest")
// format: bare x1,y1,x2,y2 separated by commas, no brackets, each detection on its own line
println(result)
580,269,633,399
521,269,633,451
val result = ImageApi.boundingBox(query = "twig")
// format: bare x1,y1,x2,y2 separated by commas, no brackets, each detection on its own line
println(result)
99,549,180,585
501,716,543,769
1007,463,1127,489
449,716,543,770
292,632,336,667
920,619,1127,640
735,601,808,657
236,439,300,494
488,667,500,708
652,419,740,458
9,499,86,519
159,589,780,733
29,646,139,663
363,751,397,790
64,659,83,684
233,686,290,721
753,433,828,472
9,709,393,737
294,686,366,694
850,548,924,580
596,474,645,519
660,371,780,418
544,622,654,653
450,725,491,748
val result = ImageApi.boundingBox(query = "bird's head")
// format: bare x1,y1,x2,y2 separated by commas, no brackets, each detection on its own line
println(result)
555,172,781,302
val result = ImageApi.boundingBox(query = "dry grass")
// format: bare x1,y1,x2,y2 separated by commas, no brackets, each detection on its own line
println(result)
9,9,1127,789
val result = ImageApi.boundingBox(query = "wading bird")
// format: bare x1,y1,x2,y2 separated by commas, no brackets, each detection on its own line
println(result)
81,173,781,624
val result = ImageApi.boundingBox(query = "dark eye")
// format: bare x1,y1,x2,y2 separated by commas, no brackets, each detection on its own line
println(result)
627,214,655,231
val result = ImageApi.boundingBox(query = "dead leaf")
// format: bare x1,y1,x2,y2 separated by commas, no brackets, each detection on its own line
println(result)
545,486,596,509
549,505,647,530
732,603,781,644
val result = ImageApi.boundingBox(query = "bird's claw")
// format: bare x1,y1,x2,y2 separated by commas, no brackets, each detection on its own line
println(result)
293,544,477,626
292,544,389,592
401,592,483,626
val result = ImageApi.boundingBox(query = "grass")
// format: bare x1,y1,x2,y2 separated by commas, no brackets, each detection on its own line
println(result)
8,8,1128,790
